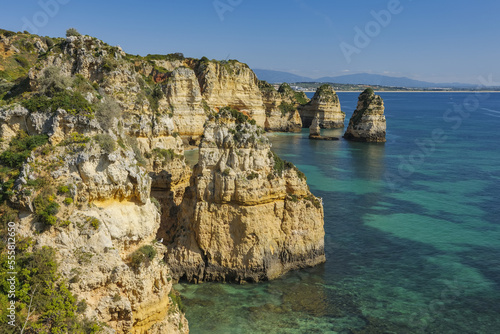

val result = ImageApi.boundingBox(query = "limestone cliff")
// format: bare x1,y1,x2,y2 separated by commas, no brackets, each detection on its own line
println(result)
165,66,206,137
299,84,345,128
0,29,331,332
0,102,189,333
260,82,304,132
343,88,386,142
16,33,267,139
194,59,267,127
165,108,325,283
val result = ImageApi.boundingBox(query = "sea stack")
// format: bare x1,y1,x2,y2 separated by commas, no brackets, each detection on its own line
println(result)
343,88,386,142
309,114,321,138
299,84,345,128
260,82,304,132
165,107,325,283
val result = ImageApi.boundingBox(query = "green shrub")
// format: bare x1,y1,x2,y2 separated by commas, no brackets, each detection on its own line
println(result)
124,135,146,165
0,246,101,332
0,131,49,168
305,195,322,209
218,106,256,125
94,134,116,154
85,217,100,230
153,148,175,160
278,83,294,95
34,192,59,226
294,91,309,105
222,168,231,176
145,53,184,61
61,220,71,227
201,99,211,113
57,185,70,194
22,90,95,117
95,97,122,130
296,169,307,181
14,55,30,68
272,151,285,176
169,291,186,313
151,197,161,210
66,28,81,37
258,80,276,93
363,87,375,96
63,197,73,205
129,245,157,270
279,102,296,116
60,132,90,146
247,172,259,180
102,58,118,72
0,29,16,37
38,66,73,96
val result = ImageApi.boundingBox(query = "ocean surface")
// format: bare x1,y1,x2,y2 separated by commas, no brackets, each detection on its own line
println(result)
176,92,500,333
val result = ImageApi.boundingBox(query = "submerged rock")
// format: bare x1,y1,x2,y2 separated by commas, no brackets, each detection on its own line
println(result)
165,108,325,283
344,88,386,143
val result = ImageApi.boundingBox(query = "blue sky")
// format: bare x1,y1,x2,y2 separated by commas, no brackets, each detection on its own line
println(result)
1,0,499,84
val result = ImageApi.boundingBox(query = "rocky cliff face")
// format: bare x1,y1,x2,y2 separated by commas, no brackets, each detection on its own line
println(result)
0,103,189,333
299,84,345,128
194,59,267,128
1,30,330,332
343,88,386,142
164,66,206,137
260,82,303,132
165,108,325,283
18,34,270,138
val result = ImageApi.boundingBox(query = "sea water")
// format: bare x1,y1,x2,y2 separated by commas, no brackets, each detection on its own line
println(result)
176,92,500,333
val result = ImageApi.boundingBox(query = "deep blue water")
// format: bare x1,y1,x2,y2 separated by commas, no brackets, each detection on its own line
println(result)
177,92,500,333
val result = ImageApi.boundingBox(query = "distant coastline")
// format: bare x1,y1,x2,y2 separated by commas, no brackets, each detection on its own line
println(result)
302,90,500,93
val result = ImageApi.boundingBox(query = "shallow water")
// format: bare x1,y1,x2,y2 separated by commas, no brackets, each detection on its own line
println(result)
176,92,500,333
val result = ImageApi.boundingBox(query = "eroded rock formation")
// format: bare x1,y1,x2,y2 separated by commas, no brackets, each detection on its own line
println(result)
165,108,325,283
195,59,267,127
0,102,189,333
343,88,386,142
0,30,329,332
260,82,304,132
299,84,345,128
309,114,321,138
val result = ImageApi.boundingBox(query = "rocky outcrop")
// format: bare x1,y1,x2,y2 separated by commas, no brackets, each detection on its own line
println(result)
343,88,386,142
165,108,325,283
309,115,321,138
0,102,189,333
165,66,206,136
195,59,267,127
299,84,345,128
260,82,303,132
13,147,188,334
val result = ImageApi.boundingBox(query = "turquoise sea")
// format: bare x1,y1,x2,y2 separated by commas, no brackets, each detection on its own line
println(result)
176,92,500,333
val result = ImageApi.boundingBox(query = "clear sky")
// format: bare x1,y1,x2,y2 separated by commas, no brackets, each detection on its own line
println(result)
1,0,499,84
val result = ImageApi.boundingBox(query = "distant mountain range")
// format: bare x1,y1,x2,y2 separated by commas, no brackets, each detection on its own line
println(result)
253,69,480,89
